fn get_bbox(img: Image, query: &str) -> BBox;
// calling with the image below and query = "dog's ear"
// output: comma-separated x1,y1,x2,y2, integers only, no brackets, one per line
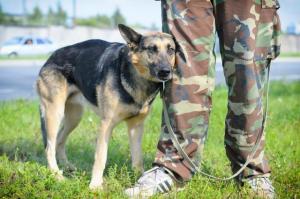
172,36,180,52
173,37,186,63
118,24,142,47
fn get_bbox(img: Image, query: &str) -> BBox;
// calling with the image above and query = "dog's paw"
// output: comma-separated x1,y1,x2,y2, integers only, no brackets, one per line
53,170,65,181
89,181,103,191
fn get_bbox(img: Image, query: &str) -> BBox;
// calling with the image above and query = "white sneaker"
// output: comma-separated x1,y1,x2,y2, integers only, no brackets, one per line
244,177,275,199
125,166,174,198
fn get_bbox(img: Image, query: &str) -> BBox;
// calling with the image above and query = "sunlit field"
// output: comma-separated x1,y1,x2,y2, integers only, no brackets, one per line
0,82,299,198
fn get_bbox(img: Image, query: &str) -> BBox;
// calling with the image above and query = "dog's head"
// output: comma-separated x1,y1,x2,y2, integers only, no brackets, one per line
118,24,176,82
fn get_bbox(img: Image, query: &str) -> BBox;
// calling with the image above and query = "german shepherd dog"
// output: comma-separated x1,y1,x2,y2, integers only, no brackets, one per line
36,24,176,189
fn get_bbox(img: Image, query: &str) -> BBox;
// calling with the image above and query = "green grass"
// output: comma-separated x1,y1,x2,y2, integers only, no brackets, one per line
279,52,300,58
0,82,299,198
0,52,299,62
0,55,49,61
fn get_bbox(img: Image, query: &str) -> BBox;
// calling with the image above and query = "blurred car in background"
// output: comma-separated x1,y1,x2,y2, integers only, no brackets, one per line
0,36,57,57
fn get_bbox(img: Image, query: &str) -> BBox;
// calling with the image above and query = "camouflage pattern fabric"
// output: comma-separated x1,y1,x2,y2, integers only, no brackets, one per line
154,0,281,182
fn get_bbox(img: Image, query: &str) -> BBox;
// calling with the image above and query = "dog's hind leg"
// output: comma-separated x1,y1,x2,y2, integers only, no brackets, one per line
37,68,68,180
126,116,146,174
57,94,84,172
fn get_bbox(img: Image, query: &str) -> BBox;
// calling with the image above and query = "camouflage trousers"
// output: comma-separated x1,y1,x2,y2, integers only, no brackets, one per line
154,0,281,181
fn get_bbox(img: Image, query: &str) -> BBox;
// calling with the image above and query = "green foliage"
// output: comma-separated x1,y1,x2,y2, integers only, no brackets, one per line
75,15,112,28
279,52,300,57
54,2,67,26
44,2,68,26
75,8,126,28
0,4,5,24
27,6,43,26
46,7,56,25
0,2,67,26
111,8,126,28
0,82,299,198
0,4,158,29
0,55,50,61
0,3,22,25
97,15,112,28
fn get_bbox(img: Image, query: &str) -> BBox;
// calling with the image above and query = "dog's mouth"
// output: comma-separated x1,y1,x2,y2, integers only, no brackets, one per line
158,75,171,81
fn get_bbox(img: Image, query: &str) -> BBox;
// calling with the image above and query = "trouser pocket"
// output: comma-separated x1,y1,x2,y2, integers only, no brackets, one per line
261,0,280,9
255,2,281,63
269,11,281,60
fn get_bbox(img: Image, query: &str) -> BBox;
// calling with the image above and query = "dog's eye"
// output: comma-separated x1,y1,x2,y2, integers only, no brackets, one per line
147,45,157,53
167,46,175,55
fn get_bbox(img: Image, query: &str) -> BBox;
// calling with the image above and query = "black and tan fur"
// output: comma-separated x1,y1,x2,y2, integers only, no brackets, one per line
36,24,176,189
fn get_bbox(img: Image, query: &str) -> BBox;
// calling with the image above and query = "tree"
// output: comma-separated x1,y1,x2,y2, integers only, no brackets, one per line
47,7,56,25
28,6,43,25
96,15,111,28
111,7,125,28
75,15,112,28
55,2,67,25
0,4,6,24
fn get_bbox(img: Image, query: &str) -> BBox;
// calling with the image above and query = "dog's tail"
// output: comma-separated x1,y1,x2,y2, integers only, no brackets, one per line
39,105,47,148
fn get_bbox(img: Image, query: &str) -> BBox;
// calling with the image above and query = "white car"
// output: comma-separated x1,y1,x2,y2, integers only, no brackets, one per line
0,36,57,57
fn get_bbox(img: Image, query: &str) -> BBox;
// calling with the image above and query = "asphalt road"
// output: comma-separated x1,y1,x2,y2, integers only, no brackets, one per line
0,58,299,100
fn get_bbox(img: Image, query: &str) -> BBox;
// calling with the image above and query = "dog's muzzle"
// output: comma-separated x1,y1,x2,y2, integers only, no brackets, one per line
157,68,171,81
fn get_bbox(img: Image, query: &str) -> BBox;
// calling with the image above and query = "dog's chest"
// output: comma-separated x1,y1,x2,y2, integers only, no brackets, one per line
111,100,149,121
128,102,150,118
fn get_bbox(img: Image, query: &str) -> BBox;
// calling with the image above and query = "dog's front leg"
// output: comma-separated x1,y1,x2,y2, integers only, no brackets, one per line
89,120,114,190
126,116,146,173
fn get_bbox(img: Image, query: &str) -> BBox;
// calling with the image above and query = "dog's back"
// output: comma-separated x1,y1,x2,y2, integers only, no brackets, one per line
40,39,126,105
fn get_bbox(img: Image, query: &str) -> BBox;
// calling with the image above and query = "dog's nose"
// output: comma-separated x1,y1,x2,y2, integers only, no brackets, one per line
158,69,170,79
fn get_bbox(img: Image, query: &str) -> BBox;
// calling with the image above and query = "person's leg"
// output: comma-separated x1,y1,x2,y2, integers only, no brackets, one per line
153,0,216,182
215,0,280,197
125,0,215,197
125,1,216,196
